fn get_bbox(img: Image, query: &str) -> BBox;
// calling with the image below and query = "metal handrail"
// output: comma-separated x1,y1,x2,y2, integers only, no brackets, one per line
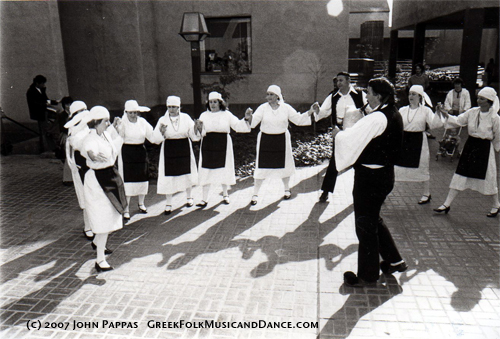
1,112,39,135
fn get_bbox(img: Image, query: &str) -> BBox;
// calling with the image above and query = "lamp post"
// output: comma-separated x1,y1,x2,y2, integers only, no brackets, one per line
179,12,210,118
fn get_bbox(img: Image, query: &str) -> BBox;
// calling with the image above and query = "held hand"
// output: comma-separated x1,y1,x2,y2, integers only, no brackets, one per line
88,150,107,162
160,124,168,136
245,107,253,116
244,109,253,122
311,102,320,114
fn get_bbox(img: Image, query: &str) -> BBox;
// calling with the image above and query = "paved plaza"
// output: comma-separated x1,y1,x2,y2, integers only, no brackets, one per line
1,135,499,339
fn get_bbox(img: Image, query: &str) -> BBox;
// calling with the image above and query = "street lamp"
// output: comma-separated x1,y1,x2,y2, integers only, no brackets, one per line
179,12,210,118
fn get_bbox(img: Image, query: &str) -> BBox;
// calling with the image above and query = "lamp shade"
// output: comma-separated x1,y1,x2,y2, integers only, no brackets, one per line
179,12,210,42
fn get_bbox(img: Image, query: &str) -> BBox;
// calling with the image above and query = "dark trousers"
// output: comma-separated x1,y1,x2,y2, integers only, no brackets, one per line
321,149,338,193
352,165,403,282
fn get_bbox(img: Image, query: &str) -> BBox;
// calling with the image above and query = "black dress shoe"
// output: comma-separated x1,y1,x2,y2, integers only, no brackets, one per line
83,230,95,241
138,204,148,213
196,201,208,208
433,205,450,214
487,207,499,218
418,195,431,205
283,190,291,200
91,242,113,255
250,195,258,205
380,261,408,274
95,262,113,272
343,271,377,287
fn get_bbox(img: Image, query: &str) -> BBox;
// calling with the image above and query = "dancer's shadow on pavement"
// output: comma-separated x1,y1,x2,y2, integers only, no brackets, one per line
317,274,403,339
238,202,356,278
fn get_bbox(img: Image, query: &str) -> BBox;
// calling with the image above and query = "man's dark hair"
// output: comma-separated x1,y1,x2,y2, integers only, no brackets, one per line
452,77,465,86
337,71,350,79
33,75,47,84
61,96,73,107
368,77,395,105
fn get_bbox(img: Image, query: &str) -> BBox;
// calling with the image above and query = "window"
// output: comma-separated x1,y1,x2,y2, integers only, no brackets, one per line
201,16,252,74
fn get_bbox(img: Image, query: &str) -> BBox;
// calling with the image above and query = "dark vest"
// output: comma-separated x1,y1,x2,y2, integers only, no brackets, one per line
355,104,403,167
330,89,364,127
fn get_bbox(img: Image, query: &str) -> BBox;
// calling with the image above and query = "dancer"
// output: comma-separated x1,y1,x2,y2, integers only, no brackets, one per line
117,100,154,220
394,85,443,204
196,92,252,206
434,87,500,217
152,96,200,215
82,106,126,272
245,85,314,205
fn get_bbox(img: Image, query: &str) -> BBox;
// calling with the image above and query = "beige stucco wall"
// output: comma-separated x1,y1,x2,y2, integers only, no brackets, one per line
1,0,348,123
1,1,68,123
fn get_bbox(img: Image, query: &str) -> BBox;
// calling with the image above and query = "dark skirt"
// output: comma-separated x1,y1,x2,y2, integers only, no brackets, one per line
258,133,286,169
163,138,191,176
201,132,227,169
396,131,423,168
74,150,89,183
455,136,490,179
94,165,127,214
122,144,149,182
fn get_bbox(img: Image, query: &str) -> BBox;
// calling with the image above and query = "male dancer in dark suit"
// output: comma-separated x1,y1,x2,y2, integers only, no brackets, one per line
26,75,58,153
314,72,367,202
332,77,408,286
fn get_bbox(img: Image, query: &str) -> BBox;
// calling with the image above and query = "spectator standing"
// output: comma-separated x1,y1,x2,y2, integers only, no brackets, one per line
444,78,471,116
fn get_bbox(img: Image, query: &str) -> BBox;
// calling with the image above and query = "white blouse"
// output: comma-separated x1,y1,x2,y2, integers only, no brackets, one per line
198,110,250,135
121,116,154,144
399,105,443,132
250,103,311,133
82,129,123,170
152,112,200,142
445,107,500,152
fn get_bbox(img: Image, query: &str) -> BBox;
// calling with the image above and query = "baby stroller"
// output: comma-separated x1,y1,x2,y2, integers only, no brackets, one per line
436,127,462,162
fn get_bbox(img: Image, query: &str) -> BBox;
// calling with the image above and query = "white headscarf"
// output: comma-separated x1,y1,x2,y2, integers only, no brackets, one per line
478,87,500,114
88,106,110,121
267,85,284,104
69,101,87,118
409,85,433,108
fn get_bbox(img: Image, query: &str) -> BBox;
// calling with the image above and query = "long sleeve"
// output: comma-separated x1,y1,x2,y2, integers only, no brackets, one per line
445,109,472,129
315,94,332,122
151,116,167,144
286,104,312,126
444,91,453,112
186,116,201,142
463,90,471,112
250,104,265,129
426,107,444,130
335,112,388,171
492,115,500,152
229,111,251,133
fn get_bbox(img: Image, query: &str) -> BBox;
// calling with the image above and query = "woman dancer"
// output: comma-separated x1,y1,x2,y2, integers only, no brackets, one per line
82,106,126,272
245,85,314,205
118,100,154,220
196,92,252,206
153,96,200,215
394,85,443,204
434,87,500,217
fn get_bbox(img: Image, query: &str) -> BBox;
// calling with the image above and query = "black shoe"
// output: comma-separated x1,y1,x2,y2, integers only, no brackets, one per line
283,190,291,200
250,195,258,206
83,230,95,241
95,261,113,272
91,242,113,255
319,191,328,203
164,205,172,215
418,195,431,205
138,204,148,213
196,201,208,208
487,207,499,218
343,271,377,288
433,205,450,214
380,261,408,274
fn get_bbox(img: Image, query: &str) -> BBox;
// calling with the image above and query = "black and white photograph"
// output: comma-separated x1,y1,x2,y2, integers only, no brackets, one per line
1,0,499,338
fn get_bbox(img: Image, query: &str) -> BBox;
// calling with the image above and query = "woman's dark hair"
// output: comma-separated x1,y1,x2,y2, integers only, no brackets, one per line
205,99,227,111
61,96,74,107
452,77,465,86
368,77,395,105
33,75,47,84
414,63,424,74
336,71,351,79
87,119,103,129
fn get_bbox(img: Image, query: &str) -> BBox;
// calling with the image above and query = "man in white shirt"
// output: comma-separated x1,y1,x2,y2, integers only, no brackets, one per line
314,72,367,202
444,78,471,116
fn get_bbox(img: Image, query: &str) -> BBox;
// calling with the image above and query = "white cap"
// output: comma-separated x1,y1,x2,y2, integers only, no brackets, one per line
166,96,181,107
124,100,150,112
478,87,499,113
208,92,223,101
88,106,110,121
69,101,87,118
